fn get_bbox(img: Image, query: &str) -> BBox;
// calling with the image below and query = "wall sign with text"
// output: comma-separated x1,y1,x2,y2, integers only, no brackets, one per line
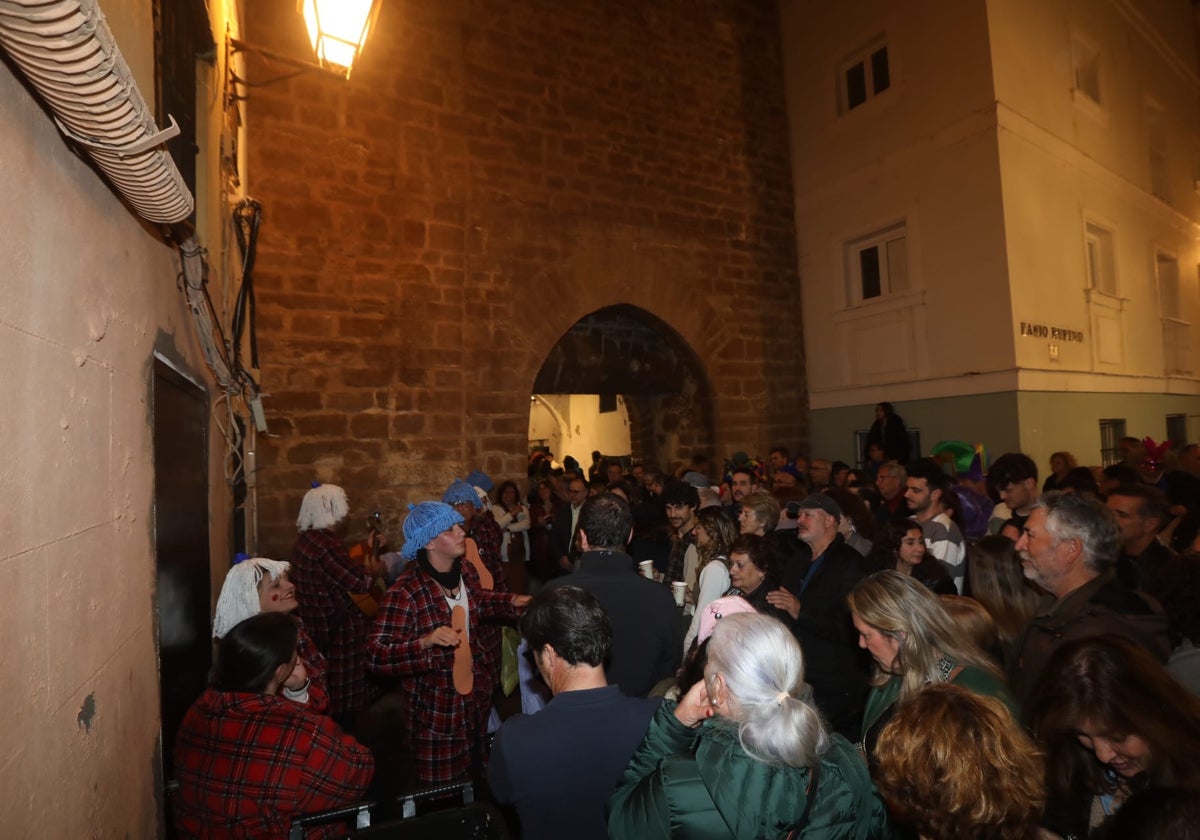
1019,321,1084,342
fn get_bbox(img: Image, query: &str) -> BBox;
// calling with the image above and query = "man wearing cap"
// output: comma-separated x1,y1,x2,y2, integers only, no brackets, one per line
546,493,681,697
290,482,382,724
489,586,659,840
367,502,530,784
766,492,872,739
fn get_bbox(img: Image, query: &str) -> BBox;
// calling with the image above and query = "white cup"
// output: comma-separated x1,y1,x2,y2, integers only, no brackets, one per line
638,560,654,579
671,580,686,607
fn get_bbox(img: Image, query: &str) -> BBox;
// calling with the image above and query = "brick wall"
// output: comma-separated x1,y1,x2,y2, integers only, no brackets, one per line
244,0,806,552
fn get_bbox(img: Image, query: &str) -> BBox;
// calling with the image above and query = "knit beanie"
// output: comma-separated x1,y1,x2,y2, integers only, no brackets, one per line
442,478,482,509
296,482,349,531
465,470,494,493
212,556,291,639
402,502,465,560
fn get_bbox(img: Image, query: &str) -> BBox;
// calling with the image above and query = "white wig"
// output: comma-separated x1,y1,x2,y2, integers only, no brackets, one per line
297,483,349,531
212,557,290,639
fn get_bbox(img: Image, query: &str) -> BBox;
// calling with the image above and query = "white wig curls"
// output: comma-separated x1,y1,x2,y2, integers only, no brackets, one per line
297,483,349,531
212,557,291,639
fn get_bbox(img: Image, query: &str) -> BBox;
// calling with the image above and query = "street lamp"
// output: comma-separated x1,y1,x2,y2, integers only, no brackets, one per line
300,0,382,80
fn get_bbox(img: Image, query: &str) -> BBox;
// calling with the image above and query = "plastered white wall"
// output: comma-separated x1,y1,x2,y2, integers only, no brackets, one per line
529,394,632,469
0,0,237,834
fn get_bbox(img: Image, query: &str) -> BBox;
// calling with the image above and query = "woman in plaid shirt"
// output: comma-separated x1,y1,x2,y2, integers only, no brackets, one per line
174,613,373,838
289,483,383,722
212,556,330,714
368,501,530,784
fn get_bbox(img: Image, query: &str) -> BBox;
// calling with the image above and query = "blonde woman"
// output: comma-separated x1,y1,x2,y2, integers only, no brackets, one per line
847,570,1018,765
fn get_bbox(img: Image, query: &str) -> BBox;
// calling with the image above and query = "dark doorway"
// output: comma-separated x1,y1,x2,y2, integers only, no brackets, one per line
153,359,211,792
532,305,713,474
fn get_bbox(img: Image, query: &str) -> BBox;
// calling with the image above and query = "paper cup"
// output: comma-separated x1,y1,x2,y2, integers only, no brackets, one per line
671,580,686,607
638,560,654,579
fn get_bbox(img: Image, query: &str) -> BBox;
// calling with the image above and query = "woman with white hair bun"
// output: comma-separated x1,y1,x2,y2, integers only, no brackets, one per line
212,556,329,713
608,612,888,839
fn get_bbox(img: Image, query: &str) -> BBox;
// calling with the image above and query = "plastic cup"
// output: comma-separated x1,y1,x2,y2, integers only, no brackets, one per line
638,560,654,579
671,580,686,607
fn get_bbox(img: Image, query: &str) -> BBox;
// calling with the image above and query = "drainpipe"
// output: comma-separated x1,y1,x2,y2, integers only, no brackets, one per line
0,0,194,223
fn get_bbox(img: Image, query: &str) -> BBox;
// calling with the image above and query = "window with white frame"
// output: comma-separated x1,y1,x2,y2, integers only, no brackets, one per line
1157,252,1192,374
1084,222,1117,296
1158,252,1181,319
846,224,908,304
1148,103,1169,201
1072,39,1101,104
839,39,890,114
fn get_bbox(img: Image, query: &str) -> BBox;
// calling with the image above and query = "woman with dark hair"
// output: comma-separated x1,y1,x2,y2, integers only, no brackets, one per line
174,613,373,838
722,534,789,624
870,518,956,595
682,506,737,650
494,479,530,593
212,556,330,713
527,477,559,583
865,401,910,465
1030,635,1200,838
966,535,1042,669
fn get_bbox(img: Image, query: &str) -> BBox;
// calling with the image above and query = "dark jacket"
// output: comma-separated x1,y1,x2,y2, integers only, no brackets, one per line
489,686,659,840
865,414,909,464
548,502,582,573
1009,571,1170,705
545,550,681,697
607,702,889,839
779,535,873,737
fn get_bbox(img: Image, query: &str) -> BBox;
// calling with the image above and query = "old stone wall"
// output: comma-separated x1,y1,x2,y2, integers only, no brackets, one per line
245,0,806,552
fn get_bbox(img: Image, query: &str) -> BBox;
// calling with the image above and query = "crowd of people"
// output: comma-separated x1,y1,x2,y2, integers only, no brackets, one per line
169,414,1200,838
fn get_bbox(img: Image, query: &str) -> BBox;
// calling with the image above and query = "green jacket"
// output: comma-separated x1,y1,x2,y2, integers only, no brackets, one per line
607,702,891,839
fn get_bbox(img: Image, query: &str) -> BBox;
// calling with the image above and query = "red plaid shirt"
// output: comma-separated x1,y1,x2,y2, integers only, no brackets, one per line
174,690,373,839
366,561,518,782
290,529,375,716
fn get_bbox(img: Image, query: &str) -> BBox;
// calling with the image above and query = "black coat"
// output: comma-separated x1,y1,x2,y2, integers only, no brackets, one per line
545,550,682,697
779,534,874,737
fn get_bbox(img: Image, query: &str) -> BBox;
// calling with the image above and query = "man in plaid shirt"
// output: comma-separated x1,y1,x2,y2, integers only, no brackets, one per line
290,483,382,722
368,501,530,784
175,613,373,839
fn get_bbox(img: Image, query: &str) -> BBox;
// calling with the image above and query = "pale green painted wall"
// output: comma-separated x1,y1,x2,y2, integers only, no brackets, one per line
1017,391,1200,471
811,390,1200,478
809,392,1021,465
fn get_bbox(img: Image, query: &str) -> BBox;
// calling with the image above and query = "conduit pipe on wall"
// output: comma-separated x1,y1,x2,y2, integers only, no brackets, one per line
0,0,194,223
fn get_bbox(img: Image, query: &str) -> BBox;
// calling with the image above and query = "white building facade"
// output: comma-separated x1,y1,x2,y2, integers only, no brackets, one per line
781,0,1200,471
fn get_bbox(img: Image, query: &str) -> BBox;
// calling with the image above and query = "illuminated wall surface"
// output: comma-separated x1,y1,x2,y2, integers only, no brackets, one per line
5,0,1200,835
781,0,1200,468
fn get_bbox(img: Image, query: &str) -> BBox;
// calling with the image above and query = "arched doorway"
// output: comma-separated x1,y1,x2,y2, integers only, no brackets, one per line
530,304,714,475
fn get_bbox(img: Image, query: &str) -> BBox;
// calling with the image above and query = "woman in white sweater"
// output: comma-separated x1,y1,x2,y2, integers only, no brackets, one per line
682,506,738,650
493,480,531,592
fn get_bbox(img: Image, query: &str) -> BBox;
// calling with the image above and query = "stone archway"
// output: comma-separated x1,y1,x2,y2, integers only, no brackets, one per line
531,304,714,474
